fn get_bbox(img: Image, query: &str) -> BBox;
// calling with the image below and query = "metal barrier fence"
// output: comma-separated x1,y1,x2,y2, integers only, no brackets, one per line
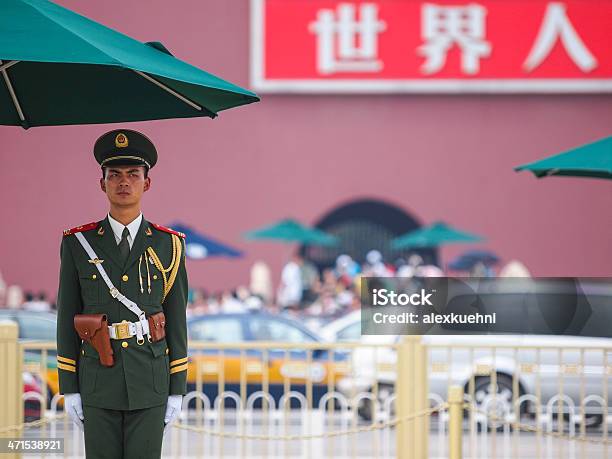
425,339,612,459
1,324,612,458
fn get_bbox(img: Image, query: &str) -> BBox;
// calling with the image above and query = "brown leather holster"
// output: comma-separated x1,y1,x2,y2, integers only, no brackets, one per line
74,314,114,367
147,311,166,342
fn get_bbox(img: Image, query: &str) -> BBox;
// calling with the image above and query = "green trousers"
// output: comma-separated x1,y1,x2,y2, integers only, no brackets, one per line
82,403,166,459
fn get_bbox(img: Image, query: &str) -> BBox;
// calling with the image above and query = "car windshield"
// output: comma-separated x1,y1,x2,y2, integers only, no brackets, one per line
19,316,56,341
336,321,361,341
249,318,316,343
0,313,57,341
189,318,244,342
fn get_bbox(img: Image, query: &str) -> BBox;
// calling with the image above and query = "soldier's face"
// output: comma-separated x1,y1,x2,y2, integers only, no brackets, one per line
100,166,150,207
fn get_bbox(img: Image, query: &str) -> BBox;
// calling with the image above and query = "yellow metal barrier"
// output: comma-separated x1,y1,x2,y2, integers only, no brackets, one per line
0,321,22,459
0,322,22,430
448,385,464,459
396,336,429,459
7,336,612,458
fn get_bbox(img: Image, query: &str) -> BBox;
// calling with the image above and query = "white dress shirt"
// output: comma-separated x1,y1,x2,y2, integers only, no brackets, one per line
107,213,142,249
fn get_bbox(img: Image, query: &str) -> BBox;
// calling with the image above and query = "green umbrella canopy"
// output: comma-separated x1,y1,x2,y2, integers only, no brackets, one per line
244,219,338,247
0,0,259,128
515,136,612,180
391,221,484,250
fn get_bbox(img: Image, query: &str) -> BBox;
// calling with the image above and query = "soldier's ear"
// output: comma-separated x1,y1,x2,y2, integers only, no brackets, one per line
100,178,106,193
143,177,151,192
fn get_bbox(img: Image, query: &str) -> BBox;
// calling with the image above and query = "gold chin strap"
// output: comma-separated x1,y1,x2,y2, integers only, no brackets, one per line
147,234,182,302
100,155,151,169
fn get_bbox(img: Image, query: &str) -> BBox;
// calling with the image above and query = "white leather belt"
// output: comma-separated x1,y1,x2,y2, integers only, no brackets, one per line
108,320,150,340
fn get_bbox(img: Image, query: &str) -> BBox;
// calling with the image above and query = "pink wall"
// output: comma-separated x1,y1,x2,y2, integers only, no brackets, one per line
1,0,611,300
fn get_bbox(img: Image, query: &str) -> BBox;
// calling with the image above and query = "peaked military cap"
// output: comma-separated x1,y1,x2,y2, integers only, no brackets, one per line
94,129,158,170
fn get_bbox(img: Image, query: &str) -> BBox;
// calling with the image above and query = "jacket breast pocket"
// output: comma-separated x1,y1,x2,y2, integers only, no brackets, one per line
79,268,107,306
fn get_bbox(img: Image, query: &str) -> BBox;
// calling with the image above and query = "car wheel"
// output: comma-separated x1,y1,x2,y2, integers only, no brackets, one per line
558,412,603,429
472,374,520,432
581,414,603,429
357,384,394,422
24,400,41,422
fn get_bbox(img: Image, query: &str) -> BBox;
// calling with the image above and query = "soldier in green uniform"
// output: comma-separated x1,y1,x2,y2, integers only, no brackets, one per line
56,129,189,458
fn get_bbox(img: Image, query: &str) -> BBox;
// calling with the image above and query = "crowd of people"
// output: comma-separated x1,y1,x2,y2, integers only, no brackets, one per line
0,252,530,317
0,271,55,312
186,250,531,320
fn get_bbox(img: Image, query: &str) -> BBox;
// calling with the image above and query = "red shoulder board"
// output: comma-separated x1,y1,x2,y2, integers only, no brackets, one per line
63,221,98,237
151,223,186,238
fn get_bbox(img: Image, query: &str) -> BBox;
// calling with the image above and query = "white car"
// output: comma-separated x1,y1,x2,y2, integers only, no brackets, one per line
319,310,362,342
323,311,612,425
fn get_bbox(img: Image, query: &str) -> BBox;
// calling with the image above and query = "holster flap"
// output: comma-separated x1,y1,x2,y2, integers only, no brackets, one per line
74,314,107,341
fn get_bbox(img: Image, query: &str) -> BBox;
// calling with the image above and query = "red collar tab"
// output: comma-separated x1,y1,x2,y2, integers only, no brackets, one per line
63,221,98,237
151,223,186,238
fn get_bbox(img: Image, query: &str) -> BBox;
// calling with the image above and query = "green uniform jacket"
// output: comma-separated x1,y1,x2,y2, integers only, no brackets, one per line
56,217,188,410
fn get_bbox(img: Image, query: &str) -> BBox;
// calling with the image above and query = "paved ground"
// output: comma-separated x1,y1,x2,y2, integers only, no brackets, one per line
12,411,612,458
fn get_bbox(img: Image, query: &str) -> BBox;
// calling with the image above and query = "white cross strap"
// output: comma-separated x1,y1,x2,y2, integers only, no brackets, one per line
74,232,149,341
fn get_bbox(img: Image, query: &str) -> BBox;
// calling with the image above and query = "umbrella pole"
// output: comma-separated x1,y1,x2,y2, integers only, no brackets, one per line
0,60,26,125
132,70,214,116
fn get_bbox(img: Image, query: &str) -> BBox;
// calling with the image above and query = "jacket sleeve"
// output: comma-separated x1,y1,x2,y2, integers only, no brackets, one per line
163,237,188,395
56,236,83,394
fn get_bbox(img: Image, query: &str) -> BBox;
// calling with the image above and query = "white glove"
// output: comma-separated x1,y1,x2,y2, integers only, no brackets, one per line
163,395,183,436
64,393,84,431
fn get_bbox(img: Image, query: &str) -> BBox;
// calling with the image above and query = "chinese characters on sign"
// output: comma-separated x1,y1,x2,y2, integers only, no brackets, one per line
251,0,611,92
418,4,492,75
524,3,597,72
309,3,386,74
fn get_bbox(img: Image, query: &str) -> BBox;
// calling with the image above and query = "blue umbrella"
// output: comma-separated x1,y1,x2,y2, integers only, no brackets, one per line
448,250,500,271
169,222,243,260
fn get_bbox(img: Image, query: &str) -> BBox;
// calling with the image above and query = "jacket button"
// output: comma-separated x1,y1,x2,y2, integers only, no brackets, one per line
92,274,97,280
81,350,85,355
165,348,169,355
122,342,128,348
122,275,129,282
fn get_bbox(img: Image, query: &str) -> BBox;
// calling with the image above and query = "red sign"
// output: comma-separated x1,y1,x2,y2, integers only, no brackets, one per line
250,0,612,93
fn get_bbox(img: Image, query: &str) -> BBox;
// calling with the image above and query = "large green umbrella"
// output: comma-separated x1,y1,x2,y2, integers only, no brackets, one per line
391,221,484,250
515,136,612,180
244,219,338,246
0,0,259,128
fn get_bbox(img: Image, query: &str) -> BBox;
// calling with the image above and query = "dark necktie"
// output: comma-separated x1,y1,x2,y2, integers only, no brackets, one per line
118,227,130,263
